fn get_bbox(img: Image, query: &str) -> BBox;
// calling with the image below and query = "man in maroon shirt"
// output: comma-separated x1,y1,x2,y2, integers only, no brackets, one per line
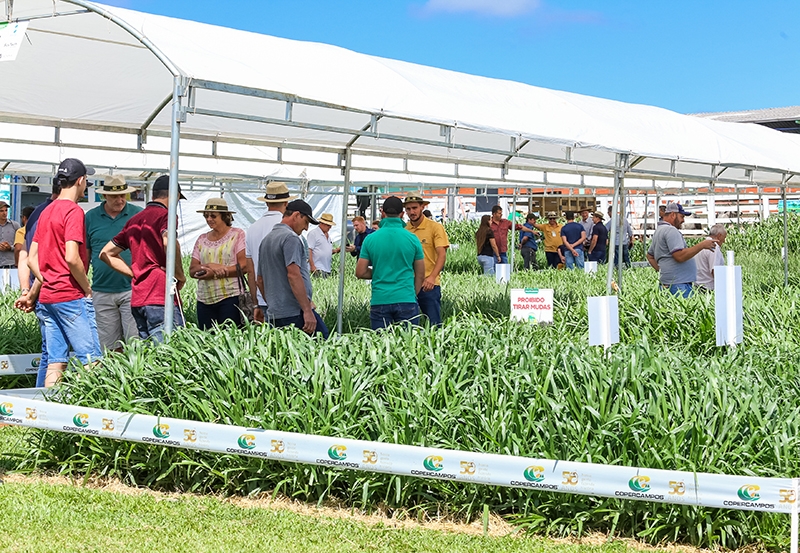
101,175,186,342
490,205,524,264
28,158,102,387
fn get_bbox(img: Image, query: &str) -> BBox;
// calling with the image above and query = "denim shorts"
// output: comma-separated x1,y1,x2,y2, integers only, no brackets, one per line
40,297,102,365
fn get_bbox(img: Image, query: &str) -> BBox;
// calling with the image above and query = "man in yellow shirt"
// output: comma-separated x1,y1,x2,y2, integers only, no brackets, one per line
404,195,450,326
534,211,566,269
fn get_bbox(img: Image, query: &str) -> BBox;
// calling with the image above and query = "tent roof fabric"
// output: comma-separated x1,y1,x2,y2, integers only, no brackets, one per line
3,0,800,186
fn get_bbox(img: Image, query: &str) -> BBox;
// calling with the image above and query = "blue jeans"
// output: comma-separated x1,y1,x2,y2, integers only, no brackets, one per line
588,250,606,263
270,310,329,339
370,302,420,330
197,296,242,330
34,302,49,387
498,252,508,264
564,248,585,270
40,297,102,365
477,255,495,275
665,283,693,298
417,286,442,327
131,304,185,343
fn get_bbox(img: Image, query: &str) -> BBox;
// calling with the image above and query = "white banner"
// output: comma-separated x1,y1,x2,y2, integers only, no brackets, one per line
0,390,793,513
510,288,553,324
0,354,40,376
0,21,28,62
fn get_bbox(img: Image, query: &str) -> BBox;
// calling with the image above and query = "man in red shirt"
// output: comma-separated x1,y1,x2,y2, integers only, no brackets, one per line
28,158,102,387
101,175,186,342
490,205,523,264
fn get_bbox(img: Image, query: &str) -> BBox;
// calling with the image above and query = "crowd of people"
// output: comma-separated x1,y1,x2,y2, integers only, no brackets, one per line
474,203,726,299
8,157,729,387
12,161,453,387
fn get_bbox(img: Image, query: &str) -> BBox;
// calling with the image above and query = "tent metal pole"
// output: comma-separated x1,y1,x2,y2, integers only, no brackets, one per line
783,178,789,288
163,76,183,335
370,185,377,223
616,161,627,291
736,185,741,227
606,156,622,294
336,148,352,335
509,187,518,273
643,192,649,257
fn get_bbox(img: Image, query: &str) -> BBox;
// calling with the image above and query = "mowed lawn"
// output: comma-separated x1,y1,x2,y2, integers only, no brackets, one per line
0,427,677,553
0,477,682,553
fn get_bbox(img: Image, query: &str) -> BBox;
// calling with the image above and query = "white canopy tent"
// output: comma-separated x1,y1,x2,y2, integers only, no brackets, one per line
3,0,800,332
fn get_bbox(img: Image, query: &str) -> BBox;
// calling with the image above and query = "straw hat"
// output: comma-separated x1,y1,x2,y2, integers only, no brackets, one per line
546,211,558,218
99,174,137,195
257,181,296,203
197,197,235,213
403,194,430,206
318,213,336,226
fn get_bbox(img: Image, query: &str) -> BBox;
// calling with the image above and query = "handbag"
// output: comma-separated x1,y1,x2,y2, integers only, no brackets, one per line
235,264,256,323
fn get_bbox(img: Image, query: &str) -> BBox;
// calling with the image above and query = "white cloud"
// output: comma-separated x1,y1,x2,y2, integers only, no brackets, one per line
420,0,541,17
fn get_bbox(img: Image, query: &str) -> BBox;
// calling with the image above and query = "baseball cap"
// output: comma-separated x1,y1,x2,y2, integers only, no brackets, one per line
56,158,95,183
152,175,186,200
664,202,692,216
382,196,404,215
286,199,320,224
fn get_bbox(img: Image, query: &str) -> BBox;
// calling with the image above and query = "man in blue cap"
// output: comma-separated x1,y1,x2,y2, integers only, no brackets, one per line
646,202,718,297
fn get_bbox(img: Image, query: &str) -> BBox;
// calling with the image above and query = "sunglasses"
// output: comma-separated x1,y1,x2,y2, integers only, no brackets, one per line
203,213,219,219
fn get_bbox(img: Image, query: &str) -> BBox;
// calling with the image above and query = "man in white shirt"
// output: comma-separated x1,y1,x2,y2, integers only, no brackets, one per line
245,182,294,322
695,224,726,290
307,213,340,278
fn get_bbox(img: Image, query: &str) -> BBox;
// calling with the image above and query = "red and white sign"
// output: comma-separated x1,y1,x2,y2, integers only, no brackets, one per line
510,288,553,324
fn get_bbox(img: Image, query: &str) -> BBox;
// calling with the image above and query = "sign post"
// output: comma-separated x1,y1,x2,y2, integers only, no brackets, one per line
588,296,619,349
495,264,511,284
510,288,553,324
715,251,743,347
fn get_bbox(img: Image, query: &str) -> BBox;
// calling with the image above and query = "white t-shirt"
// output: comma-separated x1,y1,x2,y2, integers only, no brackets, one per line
245,210,283,305
695,240,724,290
306,226,333,273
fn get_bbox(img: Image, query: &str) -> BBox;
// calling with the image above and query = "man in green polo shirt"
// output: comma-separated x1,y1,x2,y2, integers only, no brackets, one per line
85,175,143,350
356,196,424,330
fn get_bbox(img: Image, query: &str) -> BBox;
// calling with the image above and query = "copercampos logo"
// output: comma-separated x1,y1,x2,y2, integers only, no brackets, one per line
72,413,89,428
629,476,651,493
238,434,256,450
328,445,347,461
0,402,13,416
423,455,444,472
152,424,170,439
523,466,545,482
738,485,760,502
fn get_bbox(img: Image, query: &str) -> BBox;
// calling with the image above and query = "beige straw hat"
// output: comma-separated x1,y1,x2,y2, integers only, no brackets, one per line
197,197,235,213
257,181,297,203
318,213,336,226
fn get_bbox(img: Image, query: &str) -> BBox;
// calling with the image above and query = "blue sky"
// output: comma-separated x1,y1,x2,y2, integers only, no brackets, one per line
104,0,798,114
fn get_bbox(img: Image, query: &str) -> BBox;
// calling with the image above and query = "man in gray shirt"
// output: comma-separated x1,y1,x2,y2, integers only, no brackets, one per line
0,201,20,268
646,202,717,297
257,199,329,338
579,208,593,250
605,205,633,267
